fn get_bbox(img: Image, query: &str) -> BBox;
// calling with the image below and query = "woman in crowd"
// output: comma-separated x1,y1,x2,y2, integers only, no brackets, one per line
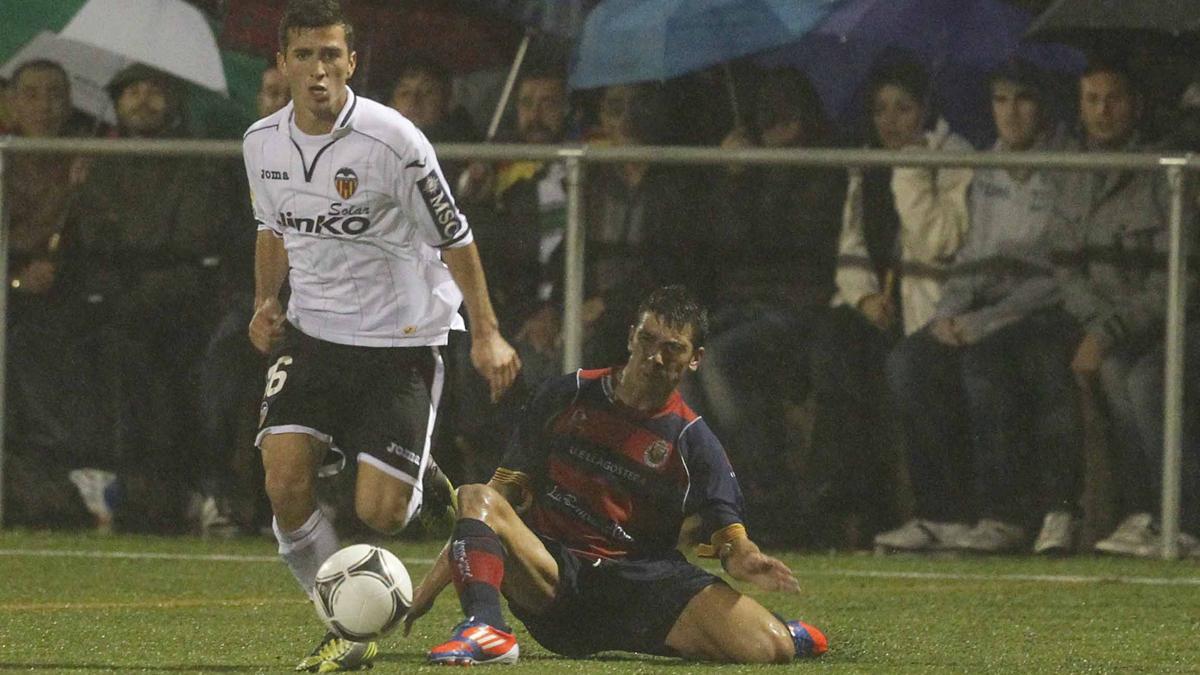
805,53,974,548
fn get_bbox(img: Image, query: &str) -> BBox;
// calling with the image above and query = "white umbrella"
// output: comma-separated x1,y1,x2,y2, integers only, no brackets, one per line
0,31,126,124
59,0,228,96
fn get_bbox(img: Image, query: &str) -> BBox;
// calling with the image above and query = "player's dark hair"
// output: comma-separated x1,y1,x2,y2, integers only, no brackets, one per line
9,59,69,91
637,286,709,349
279,0,355,54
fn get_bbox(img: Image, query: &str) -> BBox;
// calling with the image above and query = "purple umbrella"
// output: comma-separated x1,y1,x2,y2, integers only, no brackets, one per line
759,0,1085,147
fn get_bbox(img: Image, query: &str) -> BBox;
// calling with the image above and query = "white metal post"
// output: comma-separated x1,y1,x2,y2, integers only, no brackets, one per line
0,143,8,528
562,154,586,372
1161,163,1188,560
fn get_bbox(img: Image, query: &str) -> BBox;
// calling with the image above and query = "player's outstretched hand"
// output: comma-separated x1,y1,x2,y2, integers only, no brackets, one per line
472,331,522,403
403,582,437,637
249,297,286,354
726,550,801,593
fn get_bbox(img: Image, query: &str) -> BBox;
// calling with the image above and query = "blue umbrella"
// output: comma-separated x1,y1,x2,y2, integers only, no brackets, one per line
569,0,841,90
759,0,1085,147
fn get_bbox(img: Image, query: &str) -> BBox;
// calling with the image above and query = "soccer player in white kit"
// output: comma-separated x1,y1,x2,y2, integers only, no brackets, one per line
242,1,521,670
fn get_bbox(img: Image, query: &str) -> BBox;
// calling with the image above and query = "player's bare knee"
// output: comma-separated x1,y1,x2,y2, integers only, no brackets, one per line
263,466,314,518
736,622,795,664
701,616,793,665
355,496,410,535
765,625,797,663
455,483,513,526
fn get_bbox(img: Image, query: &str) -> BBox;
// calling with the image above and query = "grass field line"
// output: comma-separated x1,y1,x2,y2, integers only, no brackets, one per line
833,568,1200,586
0,597,308,612
0,548,287,563
4,547,1200,588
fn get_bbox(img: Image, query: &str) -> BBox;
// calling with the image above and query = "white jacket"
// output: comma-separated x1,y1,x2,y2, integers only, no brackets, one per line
830,119,974,335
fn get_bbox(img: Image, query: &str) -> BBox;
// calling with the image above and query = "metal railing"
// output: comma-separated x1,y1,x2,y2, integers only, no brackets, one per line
0,136,1195,558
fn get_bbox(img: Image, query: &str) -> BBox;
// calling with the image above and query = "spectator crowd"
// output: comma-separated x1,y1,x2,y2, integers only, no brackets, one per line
4,39,1200,560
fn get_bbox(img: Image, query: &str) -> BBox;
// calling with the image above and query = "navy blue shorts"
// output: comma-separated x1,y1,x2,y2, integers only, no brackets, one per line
508,537,724,657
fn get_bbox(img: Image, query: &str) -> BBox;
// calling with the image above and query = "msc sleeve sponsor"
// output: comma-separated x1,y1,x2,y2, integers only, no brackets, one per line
415,168,471,248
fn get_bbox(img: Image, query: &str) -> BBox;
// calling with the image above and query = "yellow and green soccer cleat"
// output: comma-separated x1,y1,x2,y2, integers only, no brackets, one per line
295,631,379,672
422,460,459,519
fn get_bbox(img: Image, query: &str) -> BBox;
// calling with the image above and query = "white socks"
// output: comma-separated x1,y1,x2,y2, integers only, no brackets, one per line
273,509,339,596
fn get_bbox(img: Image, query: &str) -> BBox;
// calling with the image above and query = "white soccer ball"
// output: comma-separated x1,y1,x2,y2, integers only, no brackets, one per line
312,544,413,641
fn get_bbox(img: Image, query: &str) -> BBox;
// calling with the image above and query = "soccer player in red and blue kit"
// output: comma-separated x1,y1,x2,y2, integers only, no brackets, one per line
405,286,827,665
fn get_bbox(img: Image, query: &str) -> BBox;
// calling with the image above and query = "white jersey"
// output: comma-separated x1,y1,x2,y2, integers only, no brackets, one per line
243,87,472,347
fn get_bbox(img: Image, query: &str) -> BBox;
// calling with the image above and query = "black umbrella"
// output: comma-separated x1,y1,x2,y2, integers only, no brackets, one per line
1026,0,1200,43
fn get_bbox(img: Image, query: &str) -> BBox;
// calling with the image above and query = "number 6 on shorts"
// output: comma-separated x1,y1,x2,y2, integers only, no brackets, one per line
265,355,294,397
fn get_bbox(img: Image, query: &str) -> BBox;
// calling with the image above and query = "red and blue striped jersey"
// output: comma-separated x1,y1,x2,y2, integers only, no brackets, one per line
494,367,745,561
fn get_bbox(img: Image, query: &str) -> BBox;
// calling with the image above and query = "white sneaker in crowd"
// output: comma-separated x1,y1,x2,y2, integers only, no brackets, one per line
186,493,239,538
874,519,970,553
952,519,1028,553
1094,512,1157,557
68,468,118,534
1177,531,1200,558
1033,511,1077,555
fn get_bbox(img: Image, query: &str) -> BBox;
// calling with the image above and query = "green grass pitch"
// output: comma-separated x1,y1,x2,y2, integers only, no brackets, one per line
1,530,1199,673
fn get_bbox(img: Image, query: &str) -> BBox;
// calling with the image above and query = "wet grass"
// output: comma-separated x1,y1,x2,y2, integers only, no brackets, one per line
2,530,1199,673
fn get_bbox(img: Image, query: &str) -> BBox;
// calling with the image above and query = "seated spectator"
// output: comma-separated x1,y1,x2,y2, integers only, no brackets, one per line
193,63,295,535
434,65,571,483
1,60,89,319
1166,79,1200,151
1052,60,1200,557
256,64,290,121
473,65,571,335
1,59,113,530
69,63,239,533
517,82,713,377
876,60,1082,554
687,69,846,546
388,55,479,185
806,53,973,549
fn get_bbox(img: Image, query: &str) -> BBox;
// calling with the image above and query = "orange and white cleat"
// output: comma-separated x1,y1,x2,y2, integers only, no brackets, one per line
428,619,519,666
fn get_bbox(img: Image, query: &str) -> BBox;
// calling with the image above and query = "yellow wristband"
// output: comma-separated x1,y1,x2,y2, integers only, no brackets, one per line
695,523,747,558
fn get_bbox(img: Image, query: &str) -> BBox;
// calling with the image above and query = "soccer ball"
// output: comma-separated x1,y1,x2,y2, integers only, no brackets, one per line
313,544,413,641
